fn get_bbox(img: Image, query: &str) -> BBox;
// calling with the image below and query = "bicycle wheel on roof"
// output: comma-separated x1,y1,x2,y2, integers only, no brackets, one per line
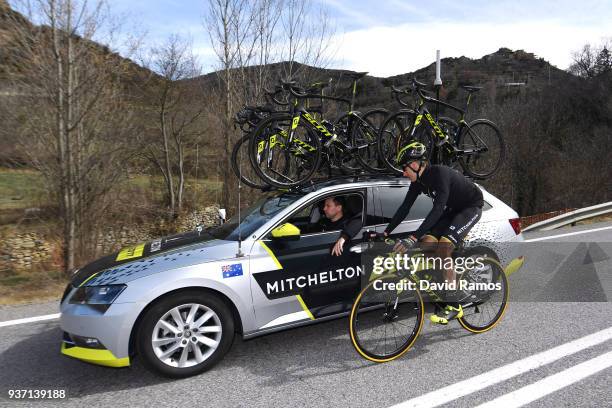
248,112,322,188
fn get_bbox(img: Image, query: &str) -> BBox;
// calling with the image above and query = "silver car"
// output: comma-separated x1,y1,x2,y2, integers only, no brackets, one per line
60,177,525,377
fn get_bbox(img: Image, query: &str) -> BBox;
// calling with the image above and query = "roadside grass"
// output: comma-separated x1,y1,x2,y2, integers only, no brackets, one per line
0,168,45,210
0,266,67,305
0,168,223,211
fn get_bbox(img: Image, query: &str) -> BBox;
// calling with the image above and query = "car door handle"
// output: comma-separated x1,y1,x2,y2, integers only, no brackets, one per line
349,244,364,253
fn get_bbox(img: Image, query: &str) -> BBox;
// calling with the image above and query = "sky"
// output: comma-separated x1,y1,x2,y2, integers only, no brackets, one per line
111,0,612,77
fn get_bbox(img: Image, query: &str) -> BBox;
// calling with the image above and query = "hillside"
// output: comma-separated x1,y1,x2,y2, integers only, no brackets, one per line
1,0,610,216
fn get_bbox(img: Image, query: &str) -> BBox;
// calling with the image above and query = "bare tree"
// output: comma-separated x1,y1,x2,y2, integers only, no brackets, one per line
279,0,335,80
569,39,612,78
139,34,204,219
203,0,335,213
4,0,140,271
204,0,258,212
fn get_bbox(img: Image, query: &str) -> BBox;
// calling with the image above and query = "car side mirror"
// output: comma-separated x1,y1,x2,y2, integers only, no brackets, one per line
271,223,300,241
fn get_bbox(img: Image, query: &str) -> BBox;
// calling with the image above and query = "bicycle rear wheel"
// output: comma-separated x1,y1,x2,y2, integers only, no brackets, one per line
377,110,417,174
231,133,267,189
458,255,509,333
350,109,389,172
248,113,322,188
332,113,364,173
457,119,505,179
350,274,424,362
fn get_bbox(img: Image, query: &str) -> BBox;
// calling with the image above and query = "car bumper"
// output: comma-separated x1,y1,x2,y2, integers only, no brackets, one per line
59,301,142,368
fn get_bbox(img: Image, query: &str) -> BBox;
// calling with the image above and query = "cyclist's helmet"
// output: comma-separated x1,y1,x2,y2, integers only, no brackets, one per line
397,141,427,168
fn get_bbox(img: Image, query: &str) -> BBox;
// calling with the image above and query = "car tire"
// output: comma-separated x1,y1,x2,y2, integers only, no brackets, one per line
136,290,235,378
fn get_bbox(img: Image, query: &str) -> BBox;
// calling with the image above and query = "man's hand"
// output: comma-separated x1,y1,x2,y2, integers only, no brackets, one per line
393,236,417,254
331,237,346,256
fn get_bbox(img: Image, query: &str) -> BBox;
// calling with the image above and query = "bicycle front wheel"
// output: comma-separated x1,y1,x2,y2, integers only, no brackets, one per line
377,110,417,174
248,113,322,188
350,274,424,362
231,133,267,189
457,119,505,179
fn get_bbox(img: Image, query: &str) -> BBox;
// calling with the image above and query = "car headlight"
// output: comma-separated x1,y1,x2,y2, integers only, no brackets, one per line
69,284,126,305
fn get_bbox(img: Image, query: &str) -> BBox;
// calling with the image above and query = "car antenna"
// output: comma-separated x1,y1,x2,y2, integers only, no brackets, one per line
235,123,245,258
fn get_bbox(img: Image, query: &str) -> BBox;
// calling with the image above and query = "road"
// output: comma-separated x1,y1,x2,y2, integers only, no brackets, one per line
1,221,611,407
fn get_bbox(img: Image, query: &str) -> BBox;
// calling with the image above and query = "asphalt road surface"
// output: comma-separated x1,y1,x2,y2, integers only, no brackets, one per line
1,222,611,407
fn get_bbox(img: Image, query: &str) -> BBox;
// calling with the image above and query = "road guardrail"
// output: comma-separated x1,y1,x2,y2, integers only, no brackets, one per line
523,201,612,232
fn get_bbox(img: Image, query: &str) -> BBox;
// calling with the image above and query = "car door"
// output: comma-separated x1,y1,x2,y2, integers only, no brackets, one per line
250,190,370,329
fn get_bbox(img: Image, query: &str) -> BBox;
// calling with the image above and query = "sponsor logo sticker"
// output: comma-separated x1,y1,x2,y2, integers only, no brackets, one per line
222,263,243,278
116,243,145,261
150,239,162,252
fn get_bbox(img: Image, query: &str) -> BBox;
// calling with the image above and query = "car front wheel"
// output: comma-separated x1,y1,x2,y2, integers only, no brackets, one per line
137,291,235,378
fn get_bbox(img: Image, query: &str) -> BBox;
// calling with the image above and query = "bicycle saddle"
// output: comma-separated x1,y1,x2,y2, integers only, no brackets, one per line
307,80,331,92
345,71,368,80
411,78,427,88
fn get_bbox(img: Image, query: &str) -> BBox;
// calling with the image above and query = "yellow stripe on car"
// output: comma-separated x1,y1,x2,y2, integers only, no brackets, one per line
296,295,315,320
61,342,130,368
78,272,99,287
258,241,282,269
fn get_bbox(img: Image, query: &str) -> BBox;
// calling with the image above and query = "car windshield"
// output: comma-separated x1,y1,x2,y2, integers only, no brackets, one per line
210,192,304,241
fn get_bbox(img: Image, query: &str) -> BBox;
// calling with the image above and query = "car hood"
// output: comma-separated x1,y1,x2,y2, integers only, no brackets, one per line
71,229,241,287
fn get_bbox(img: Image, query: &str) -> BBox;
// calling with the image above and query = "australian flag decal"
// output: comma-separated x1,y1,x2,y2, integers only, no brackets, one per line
222,263,243,278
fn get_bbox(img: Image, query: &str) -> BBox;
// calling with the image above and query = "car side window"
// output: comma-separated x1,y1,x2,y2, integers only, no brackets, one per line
284,192,364,235
379,186,433,222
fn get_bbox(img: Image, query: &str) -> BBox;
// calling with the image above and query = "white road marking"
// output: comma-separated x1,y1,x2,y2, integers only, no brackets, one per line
474,350,612,408
0,313,60,328
390,326,612,408
524,225,612,242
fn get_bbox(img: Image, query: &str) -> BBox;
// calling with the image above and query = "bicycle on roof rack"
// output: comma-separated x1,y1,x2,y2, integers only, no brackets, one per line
245,72,390,189
378,78,506,179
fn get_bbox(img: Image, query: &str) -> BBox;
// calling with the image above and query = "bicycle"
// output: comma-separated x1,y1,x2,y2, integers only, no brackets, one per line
247,73,389,188
378,78,505,179
231,82,327,189
349,234,509,362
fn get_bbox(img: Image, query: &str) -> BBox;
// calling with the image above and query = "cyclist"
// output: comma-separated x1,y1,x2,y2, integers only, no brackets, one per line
382,142,484,324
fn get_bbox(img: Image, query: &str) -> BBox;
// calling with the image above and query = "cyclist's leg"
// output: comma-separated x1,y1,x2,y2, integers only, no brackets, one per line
440,205,482,286
431,206,482,324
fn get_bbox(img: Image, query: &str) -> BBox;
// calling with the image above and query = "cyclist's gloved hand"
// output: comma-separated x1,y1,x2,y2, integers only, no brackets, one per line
393,236,417,254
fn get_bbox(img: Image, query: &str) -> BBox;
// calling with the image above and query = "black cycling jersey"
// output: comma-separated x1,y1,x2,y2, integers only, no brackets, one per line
384,165,484,239
319,214,362,241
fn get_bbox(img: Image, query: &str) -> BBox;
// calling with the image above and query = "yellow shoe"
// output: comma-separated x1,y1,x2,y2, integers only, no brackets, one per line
429,305,463,325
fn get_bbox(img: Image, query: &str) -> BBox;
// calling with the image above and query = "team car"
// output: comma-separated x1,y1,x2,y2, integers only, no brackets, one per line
60,176,525,377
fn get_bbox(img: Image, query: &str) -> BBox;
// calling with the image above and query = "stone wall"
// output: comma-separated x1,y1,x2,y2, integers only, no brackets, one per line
0,232,55,271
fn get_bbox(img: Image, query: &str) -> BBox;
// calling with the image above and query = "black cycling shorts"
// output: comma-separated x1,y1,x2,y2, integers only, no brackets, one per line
424,206,482,246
